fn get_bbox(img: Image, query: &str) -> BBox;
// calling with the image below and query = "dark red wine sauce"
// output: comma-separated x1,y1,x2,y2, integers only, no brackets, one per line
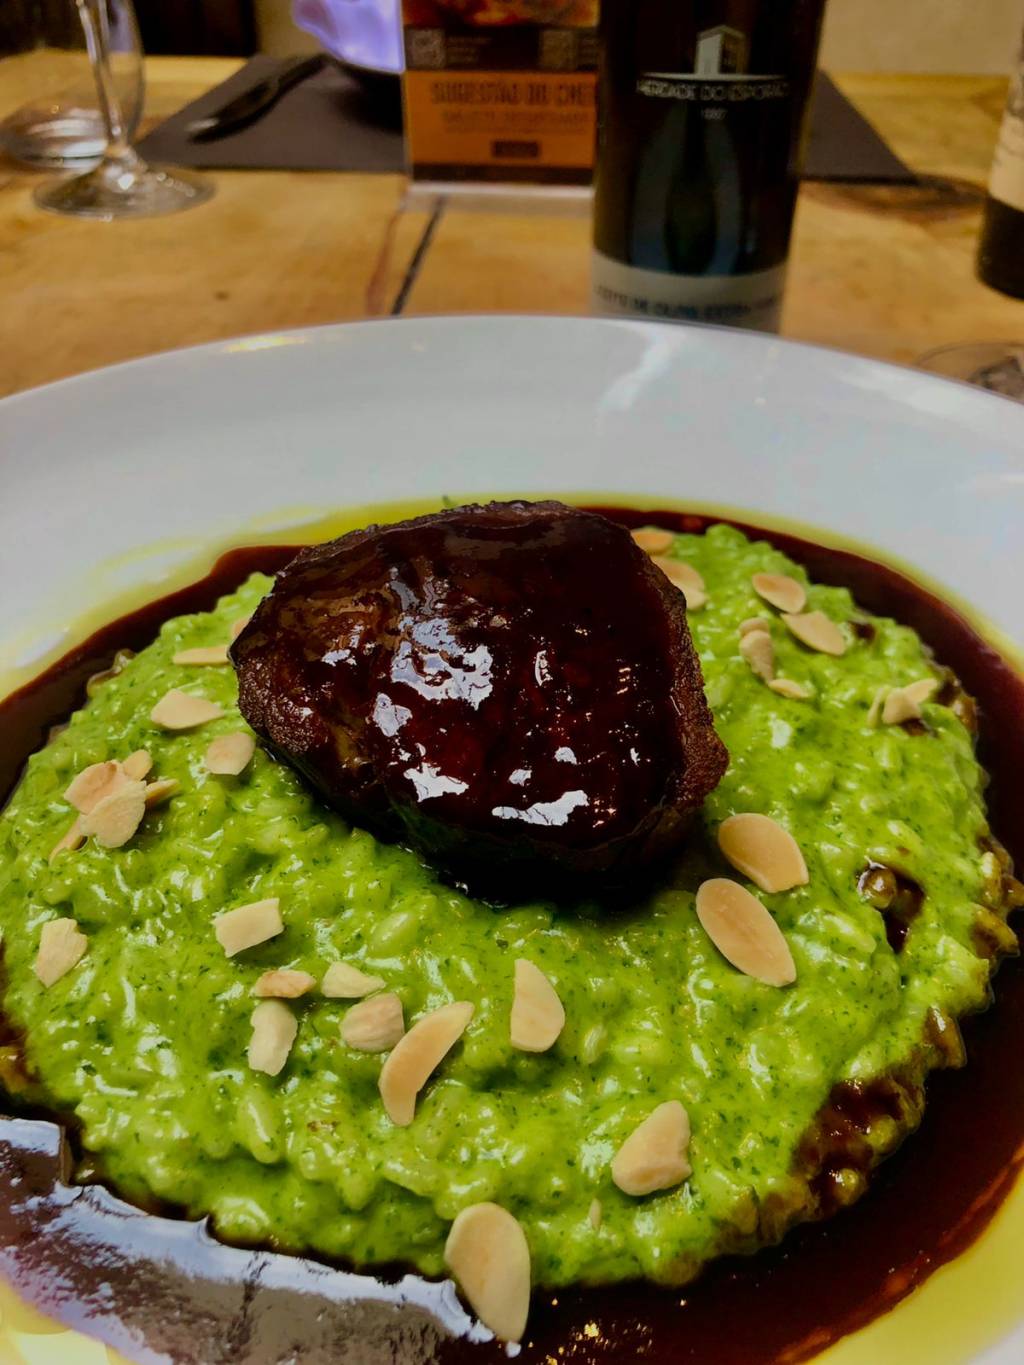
0,509,1021,1365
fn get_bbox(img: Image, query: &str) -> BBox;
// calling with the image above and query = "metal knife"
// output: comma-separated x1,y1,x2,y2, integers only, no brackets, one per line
185,54,327,142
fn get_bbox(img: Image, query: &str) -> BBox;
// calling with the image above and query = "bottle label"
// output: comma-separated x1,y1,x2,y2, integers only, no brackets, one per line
989,54,1024,214
592,250,786,332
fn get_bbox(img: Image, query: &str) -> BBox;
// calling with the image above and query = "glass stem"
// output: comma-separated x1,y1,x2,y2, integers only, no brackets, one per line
77,0,137,164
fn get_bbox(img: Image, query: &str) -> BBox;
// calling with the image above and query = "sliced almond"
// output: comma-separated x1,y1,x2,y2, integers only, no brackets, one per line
34,918,88,987
752,572,807,615
906,677,939,706
739,629,775,682
122,749,153,781
782,611,846,657
883,676,939,725
717,813,809,894
650,555,707,609
85,649,134,697
150,689,224,730
172,645,230,666
695,878,796,987
79,780,148,848
64,760,123,814
341,992,405,1052
230,615,252,641
631,527,674,556
215,897,284,957
881,688,919,725
866,685,890,728
444,1202,531,1344
510,959,565,1053
144,778,180,808
205,732,256,776
322,961,386,998
588,1198,602,1231
247,1000,297,1076
253,968,316,999
611,1100,692,1197
379,1000,474,1126
768,678,811,701
738,616,770,638
49,818,85,863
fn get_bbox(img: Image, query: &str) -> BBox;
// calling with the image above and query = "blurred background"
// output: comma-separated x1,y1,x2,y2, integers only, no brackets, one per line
257,0,1021,73
4,0,1019,70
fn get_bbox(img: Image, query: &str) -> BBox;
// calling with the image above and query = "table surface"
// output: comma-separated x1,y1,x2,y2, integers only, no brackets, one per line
0,55,1022,399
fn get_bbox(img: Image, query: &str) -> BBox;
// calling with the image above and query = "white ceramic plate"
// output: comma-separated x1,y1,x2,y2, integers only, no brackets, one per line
1,315,1022,1365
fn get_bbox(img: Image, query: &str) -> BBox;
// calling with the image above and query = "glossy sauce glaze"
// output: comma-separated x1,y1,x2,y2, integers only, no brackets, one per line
0,507,1022,1365
230,502,725,901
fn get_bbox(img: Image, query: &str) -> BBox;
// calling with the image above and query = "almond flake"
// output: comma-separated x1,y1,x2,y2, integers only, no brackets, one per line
49,818,85,862
866,685,890,728
150,689,224,730
122,749,153,781
782,611,847,657
905,677,938,706
883,677,939,725
695,878,796,987
79,780,148,848
444,1202,531,1344
752,572,807,614
768,678,811,701
205,732,256,776
230,616,252,640
510,959,565,1053
253,968,316,999
34,918,88,987
739,629,775,682
738,617,771,638
172,645,230,666
322,961,386,998
881,688,919,725
64,760,123,814
717,813,809,894
341,993,405,1052
144,778,180,808
247,1000,297,1076
588,1198,602,1231
631,527,674,555
611,1100,692,1197
215,897,283,957
651,555,707,609
379,1000,474,1126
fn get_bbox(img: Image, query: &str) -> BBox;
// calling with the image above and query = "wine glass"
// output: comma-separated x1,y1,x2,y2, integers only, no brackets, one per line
0,0,137,169
917,342,1024,402
34,0,212,220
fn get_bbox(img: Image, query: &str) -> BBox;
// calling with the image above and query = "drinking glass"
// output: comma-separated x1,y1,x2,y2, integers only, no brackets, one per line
0,0,134,168
33,0,212,220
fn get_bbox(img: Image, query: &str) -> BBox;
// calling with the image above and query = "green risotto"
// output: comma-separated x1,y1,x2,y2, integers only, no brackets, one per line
0,524,1009,1287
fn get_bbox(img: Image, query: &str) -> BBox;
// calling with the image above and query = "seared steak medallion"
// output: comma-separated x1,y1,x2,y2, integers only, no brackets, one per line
231,501,727,897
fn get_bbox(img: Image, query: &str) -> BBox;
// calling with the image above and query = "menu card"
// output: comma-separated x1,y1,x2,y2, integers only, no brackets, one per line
401,0,598,185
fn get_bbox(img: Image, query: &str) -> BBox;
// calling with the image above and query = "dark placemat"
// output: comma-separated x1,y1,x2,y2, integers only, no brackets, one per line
805,73,913,181
139,56,404,173
139,58,914,184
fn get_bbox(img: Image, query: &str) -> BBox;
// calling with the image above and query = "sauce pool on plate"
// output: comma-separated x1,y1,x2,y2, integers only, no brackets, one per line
0,507,1021,1364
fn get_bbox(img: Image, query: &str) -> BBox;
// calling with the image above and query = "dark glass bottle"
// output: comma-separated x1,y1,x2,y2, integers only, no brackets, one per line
977,36,1024,300
592,0,826,332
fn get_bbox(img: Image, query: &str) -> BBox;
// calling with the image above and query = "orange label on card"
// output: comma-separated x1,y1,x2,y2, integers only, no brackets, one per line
403,70,596,182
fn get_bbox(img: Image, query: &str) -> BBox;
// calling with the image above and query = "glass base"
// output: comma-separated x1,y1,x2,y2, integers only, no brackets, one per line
33,154,213,220
917,341,1024,402
0,108,106,168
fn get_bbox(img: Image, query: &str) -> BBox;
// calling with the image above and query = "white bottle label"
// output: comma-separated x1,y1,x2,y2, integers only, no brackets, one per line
989,60,1024,214
592,250,786,332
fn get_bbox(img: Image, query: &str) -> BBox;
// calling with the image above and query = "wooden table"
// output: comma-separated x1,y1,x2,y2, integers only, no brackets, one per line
1,55,1021,399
